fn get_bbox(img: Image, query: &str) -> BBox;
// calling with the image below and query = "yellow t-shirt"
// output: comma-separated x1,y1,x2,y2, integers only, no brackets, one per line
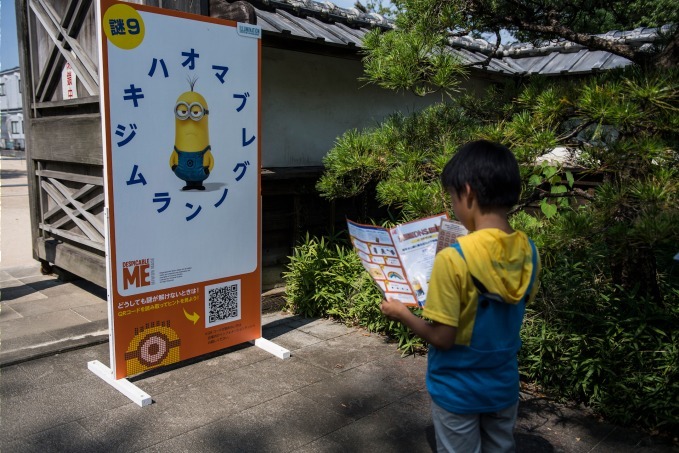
423,228,540,346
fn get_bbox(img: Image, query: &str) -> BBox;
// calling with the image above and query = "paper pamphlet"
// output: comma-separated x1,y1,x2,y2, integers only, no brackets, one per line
436,218,470,254
347,215,468,306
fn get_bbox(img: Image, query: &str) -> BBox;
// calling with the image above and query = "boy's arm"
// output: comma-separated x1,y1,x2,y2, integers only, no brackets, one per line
380,299,457,350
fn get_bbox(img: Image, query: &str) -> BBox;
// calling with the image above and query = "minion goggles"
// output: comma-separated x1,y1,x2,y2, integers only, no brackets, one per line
175,101,209,121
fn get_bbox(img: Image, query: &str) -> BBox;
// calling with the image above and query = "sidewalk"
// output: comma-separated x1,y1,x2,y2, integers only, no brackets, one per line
1,151,676,452
0,148,32,269
1,149,109,365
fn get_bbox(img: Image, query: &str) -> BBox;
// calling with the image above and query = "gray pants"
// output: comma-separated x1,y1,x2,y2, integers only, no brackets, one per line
431,399,518,453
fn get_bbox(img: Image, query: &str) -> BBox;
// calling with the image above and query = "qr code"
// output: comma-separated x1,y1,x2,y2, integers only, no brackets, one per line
205,279,241,327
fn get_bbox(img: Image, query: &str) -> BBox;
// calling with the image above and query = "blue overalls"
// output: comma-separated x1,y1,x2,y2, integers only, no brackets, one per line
173,146,211,182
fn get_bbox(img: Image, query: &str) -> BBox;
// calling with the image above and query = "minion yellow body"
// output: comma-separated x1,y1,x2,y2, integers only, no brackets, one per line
170,90,215,190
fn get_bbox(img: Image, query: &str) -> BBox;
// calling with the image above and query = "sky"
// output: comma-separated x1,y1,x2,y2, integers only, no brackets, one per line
1,0,19,70
331,0,360,8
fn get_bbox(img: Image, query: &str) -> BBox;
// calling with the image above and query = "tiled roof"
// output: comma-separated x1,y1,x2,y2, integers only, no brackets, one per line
255,0,381,47
250,0,670,76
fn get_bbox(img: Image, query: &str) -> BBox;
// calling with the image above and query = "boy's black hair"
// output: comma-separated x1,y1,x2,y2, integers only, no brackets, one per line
440,140,521,210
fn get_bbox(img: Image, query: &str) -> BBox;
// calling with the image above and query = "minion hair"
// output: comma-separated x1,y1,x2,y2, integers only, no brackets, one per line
187,76,198,91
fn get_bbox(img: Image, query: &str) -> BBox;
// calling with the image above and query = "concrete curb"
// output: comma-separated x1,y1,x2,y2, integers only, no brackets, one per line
0,320,110,368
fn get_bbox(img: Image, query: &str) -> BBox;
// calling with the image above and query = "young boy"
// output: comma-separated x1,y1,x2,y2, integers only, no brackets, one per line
380,140,540,453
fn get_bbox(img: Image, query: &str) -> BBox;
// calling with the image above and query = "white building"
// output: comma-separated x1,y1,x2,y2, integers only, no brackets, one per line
0,67,24,150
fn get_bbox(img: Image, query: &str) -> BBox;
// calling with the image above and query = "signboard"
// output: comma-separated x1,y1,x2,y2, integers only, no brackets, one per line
98,0,261,379
62,62,78,99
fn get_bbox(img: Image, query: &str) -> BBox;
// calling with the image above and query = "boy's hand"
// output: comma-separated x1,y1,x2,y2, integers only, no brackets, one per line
380,298,411,322
381,298,457,350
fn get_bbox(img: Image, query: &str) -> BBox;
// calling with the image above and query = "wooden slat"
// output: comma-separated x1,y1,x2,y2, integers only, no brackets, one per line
36,238,106,287
32,95,99,109
48,178,105,235
39,223,105,251
29,0,98,95
29,114,102,164
36,169,103,185
63,0,91,32
37,0,98,82
35,0,91,100
35,39,63,102
44,183,98,218
49,193,104,230
41,179,104,243
16,0,44,257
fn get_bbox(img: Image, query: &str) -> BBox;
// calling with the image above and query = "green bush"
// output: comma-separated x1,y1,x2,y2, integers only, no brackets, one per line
283,233,426,354
283,222,679,432
519,209,679,432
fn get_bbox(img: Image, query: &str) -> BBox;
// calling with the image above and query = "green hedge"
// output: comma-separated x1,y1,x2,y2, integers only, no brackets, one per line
282,226,679,433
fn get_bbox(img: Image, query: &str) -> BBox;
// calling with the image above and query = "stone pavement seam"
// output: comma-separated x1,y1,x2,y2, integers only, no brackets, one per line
0,330,109,368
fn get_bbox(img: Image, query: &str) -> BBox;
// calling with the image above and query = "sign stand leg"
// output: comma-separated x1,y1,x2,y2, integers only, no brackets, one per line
250,338,290,359
88,360,153,407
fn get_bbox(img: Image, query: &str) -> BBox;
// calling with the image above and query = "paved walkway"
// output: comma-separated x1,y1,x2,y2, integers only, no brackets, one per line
0,149,32,269
1,150,676,452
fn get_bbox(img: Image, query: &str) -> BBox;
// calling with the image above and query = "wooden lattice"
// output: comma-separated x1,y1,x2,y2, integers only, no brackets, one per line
37,168,105,251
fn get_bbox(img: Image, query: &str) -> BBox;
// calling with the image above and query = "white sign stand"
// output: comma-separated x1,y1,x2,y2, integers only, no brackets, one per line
88,360,153,407
251,337,291,359
87,336,289,407
88,337,289,407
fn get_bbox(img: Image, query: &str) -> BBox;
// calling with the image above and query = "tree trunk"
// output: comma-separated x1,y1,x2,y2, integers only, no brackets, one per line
210,0,257,24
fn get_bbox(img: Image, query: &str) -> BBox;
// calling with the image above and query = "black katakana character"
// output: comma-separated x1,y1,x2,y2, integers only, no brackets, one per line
185,203,202,221
115,123,137,147
242,128,255,147
148,58,169,78
126,164,147,186
153,192,171,213
214,188,229,207
181,48,200,70
233,92,249,112
232,161,250,182
212,65,229,84
123,84,144,107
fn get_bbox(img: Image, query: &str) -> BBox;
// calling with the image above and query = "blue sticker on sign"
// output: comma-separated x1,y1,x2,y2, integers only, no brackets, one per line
237,23,261,39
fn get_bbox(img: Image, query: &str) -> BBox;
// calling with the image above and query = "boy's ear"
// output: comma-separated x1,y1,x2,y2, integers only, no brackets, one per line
464,183,475,207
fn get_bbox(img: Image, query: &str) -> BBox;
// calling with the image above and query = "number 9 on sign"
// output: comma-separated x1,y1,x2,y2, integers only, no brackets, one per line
103,3,145,50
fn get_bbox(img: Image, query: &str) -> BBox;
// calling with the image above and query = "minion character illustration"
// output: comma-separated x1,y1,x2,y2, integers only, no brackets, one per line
170,80,214,190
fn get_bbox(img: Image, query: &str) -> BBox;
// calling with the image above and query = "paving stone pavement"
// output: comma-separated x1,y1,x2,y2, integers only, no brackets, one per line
1,276,677,453
2,150,677,452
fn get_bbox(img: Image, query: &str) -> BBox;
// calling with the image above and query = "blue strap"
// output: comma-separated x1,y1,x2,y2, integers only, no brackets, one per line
451,242,464,258
524,239,538,299
174,145,211,154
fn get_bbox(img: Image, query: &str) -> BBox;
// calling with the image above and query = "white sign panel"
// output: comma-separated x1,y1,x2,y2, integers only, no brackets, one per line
99,0,262,378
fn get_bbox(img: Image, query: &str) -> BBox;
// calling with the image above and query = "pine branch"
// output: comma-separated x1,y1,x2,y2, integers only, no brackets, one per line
461,29,503,69
502,12,641,63
509,187,595,214
557,120,596,143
